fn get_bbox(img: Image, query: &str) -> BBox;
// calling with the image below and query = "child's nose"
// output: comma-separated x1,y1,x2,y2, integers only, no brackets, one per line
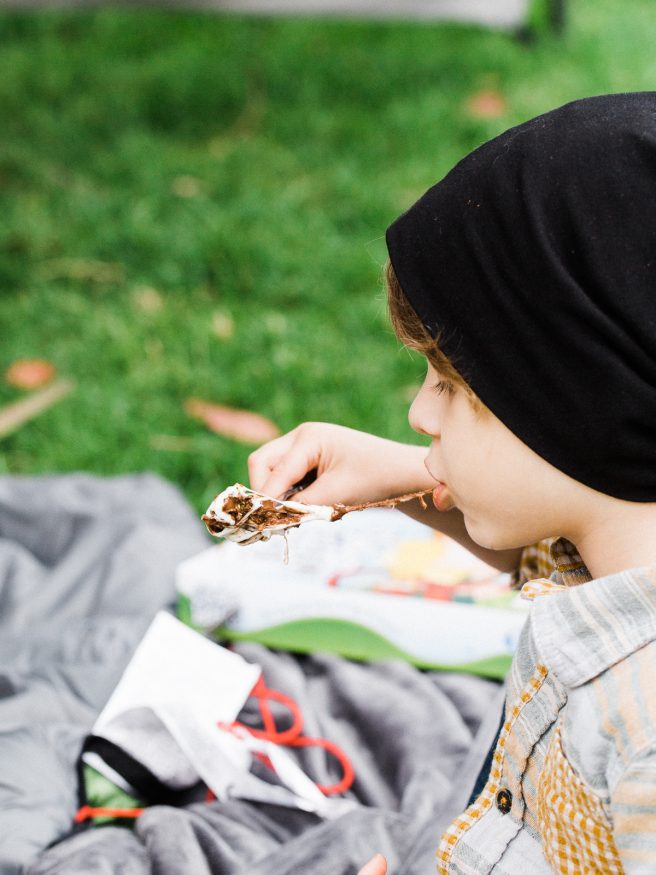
408,399,424,435
408,390,440,438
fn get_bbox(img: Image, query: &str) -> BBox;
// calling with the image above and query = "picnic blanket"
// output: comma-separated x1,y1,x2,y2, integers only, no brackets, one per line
0,473,504,875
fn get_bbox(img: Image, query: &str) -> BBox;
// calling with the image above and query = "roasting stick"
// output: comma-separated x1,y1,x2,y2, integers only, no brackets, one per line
201,483,431,546
331,489,428,520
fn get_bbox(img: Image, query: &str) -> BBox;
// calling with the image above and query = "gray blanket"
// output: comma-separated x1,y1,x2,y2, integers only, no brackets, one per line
0,473,503,875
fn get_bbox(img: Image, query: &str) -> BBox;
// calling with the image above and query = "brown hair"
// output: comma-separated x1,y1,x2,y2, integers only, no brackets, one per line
385,259,483,413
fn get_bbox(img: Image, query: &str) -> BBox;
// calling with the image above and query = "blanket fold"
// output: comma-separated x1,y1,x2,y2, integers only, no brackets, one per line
0,473,501,875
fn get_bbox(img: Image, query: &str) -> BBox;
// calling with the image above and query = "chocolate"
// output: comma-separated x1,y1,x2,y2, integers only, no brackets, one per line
202,483,431,546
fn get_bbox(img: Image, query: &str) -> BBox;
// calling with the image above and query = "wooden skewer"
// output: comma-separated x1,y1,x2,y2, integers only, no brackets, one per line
202,486,433,539
330,489,430,520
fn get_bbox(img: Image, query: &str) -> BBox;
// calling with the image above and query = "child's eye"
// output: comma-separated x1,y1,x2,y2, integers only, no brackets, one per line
431,379,454,396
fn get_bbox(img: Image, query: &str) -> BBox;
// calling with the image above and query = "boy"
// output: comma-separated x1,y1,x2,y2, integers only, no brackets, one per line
249,93,656,873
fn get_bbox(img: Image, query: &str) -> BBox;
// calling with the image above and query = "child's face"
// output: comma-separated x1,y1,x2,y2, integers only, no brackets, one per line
408,362,577,551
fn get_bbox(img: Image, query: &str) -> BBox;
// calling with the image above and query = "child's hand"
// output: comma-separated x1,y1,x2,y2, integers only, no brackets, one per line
248,422,432,507
357,853,388,875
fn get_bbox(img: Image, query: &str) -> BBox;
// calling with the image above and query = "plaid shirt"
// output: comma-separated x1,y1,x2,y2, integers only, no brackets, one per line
437,538,656,874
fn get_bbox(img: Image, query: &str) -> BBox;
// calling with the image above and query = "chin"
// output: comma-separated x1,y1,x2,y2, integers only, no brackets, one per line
463,515,525,552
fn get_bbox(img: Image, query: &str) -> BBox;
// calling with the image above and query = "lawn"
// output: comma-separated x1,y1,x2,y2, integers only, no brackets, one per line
1,1,654,513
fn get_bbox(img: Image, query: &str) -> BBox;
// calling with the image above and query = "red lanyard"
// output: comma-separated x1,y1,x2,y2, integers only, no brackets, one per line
75,675,354,823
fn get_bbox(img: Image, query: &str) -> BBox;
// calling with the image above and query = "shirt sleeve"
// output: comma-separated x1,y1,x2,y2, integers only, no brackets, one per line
611,749,656,872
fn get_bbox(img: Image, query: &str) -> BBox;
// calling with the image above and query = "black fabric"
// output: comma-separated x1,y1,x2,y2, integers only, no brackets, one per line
386,92,656,501
465,705,505,808
81,736,199,808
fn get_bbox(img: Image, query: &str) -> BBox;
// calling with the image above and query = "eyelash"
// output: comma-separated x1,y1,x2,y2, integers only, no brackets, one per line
431,379,454,396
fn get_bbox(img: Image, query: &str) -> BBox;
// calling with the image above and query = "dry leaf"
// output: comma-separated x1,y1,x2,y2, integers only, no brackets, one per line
171,176,202,198
185,398,280,445
466,89,507,119
133,286,164,314
0,379,74,439
211,310,235,340
5,359,56,390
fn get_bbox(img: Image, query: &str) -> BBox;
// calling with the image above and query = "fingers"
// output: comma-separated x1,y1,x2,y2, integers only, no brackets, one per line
248,432,295,492
264,456,320,502
248,425,322,500
357,853,388,875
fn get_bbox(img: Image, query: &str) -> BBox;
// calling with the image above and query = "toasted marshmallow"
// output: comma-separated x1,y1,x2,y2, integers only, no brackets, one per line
202,483,334,545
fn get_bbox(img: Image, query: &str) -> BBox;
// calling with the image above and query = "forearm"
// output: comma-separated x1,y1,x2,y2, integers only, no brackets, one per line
250,427,524,575
399,499,524,574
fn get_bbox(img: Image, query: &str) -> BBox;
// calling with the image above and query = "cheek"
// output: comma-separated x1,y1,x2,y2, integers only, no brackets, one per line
463,499,534,550
444,436,520,532
440,429,483,487
461,473,555,551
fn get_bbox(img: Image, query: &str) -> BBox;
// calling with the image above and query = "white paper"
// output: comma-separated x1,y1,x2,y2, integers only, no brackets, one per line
98,612,261,729
88,611,349,817
89,612,260,789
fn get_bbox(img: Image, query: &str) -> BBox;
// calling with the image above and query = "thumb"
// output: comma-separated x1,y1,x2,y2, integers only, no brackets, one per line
357,853,388,875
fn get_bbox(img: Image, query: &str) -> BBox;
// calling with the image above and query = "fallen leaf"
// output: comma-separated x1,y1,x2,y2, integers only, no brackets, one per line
0,379,74,439
133,285,164,314
5,359,56,390
171,176,202,198
466,89,507,119
185,398,280,445
211,310,235,340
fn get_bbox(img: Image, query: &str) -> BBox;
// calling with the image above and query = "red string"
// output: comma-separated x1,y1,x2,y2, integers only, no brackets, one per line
233,676,304,746
74,675,355,824
287,735,355,796
232,676,355,796
74,805,144,823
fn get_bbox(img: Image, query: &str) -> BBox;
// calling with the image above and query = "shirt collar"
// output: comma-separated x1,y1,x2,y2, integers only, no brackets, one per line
526,538,656,687
547,537,592,587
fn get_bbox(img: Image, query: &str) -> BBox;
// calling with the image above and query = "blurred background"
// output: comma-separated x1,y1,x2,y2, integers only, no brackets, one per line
0,0,654,513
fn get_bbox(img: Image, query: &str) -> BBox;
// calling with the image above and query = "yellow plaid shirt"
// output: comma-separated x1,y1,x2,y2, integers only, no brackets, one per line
437,538,656,874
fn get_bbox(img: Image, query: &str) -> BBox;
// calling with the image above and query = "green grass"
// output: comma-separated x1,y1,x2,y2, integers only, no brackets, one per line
1,2,654,512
